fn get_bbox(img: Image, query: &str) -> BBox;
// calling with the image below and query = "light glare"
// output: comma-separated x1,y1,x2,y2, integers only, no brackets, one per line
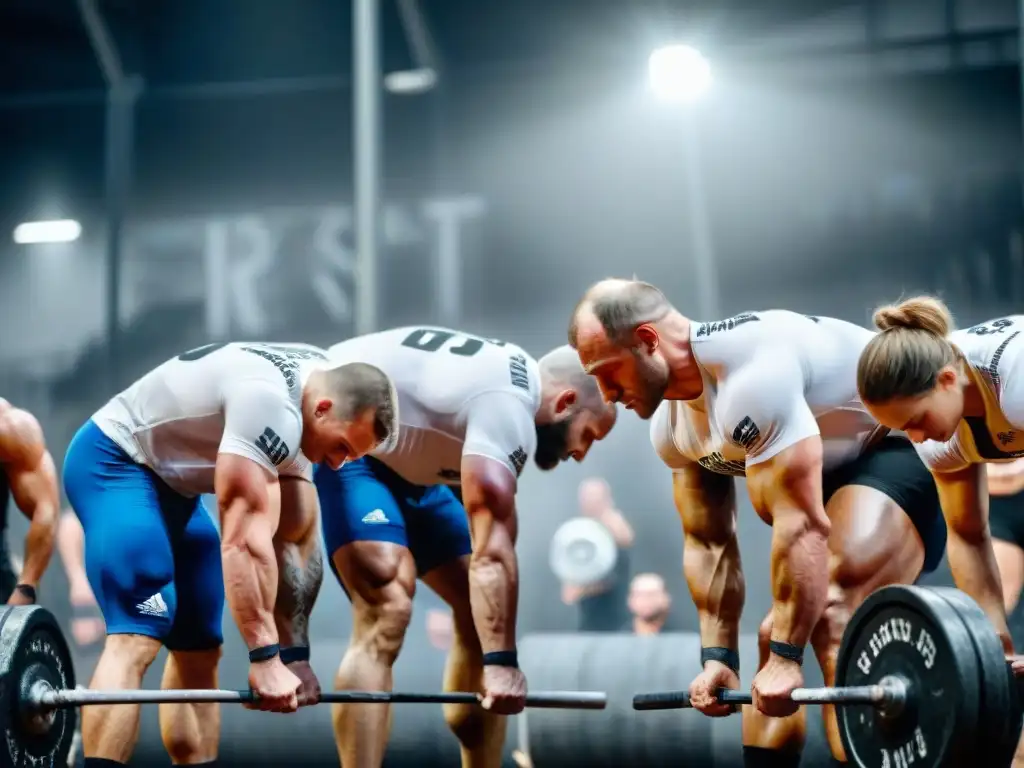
13,219,82,244
648,45,711,103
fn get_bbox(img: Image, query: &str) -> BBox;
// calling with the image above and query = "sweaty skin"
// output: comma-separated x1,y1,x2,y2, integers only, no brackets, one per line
0,402,59,597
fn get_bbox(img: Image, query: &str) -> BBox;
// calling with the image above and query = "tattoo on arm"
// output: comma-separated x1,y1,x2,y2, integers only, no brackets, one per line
276,541,324,647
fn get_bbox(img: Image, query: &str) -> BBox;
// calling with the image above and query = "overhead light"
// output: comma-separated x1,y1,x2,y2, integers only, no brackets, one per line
384,67,438,95
648,45,712,104
13,219,82,244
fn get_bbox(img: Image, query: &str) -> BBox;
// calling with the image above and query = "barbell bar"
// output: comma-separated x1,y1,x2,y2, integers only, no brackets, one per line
633,676,907,711
26,682,607,709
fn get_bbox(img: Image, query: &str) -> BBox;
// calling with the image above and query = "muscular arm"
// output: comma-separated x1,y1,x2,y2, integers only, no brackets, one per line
274,477,324,649
461,454,519,654
746,436,831,649
938,464,1013,652
676,463,743,651
0,408,59,589
216,453,282,651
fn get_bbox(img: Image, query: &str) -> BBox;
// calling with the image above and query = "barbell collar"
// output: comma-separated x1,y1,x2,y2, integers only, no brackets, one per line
28,682,607,711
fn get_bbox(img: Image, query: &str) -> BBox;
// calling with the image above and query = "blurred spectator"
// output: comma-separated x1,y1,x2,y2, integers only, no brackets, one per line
425,607,454,652
559,478,634,632
56,510,105,649
624,573,676,635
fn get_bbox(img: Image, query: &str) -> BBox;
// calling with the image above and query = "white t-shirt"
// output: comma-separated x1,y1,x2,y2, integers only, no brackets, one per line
910,316,1024,473
328,327,541,486
650,311,887,476
92,342,329,496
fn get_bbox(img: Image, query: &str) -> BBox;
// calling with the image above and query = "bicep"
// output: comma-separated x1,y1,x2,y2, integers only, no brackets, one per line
745,435,826,524
214,453,277,543
461,453,518,547
934,464,988,540
462,394,535,481
672,463,736,543
0,411,57,513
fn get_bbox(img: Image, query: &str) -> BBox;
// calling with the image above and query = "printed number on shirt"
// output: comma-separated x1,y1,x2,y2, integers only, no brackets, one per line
400,329,507,358
967,318,1015,336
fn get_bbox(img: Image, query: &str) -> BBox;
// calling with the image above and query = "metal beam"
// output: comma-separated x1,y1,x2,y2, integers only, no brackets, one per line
396,0,442,71
103,76,143,389
354,0,382,335
76,0,124,87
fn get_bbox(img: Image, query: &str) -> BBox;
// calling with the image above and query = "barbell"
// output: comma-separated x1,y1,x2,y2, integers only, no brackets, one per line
634,585,1024,768
0,606,606,768
3,584,1022,768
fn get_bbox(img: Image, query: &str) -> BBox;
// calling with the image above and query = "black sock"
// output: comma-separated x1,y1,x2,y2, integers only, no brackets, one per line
189,762,220,768
742,746,803,768
84,760,126,768
830,759,849,767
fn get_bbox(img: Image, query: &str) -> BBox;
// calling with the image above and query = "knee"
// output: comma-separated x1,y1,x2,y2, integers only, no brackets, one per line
103,634,162,674
444,702,490,749
354,589,414,665
168,647,222,685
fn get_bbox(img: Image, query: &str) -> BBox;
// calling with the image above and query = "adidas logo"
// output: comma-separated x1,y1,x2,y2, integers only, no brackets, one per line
362,509,389,524
136,593,169,618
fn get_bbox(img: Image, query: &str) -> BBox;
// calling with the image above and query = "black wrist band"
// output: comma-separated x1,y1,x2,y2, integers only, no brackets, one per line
701,647,740,674
769,640,804,665
482,650,519,669
14,585,35,603
249,644,280,663
280,646,310,664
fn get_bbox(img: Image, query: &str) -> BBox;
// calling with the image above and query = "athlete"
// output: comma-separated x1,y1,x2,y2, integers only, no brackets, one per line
316,327,617,768
857,300,1024,646
567,279,967,768
0,398,60,605
62,342,398,768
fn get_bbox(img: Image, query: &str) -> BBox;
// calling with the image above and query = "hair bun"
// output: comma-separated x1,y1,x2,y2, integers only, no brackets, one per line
872,296,953,336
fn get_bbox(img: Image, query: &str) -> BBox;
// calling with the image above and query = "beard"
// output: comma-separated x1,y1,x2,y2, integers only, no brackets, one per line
534,419,571,471
630,352,670,419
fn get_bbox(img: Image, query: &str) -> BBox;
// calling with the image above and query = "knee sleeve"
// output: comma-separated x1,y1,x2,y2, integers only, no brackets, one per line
743,746,802,768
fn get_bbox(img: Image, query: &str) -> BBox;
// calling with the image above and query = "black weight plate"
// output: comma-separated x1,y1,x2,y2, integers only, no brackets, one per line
932,588,1019,767
836,585,980,768
0,606,76,768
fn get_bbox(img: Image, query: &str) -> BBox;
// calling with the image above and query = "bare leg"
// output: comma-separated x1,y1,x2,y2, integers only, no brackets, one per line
422,556,507,768
81,634,162,762
993,540,1024,613
810,486,925,761
332,541,416,768
159,648,222,764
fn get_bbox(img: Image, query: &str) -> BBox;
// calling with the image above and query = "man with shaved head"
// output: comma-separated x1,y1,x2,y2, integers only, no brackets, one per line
565,279,994,768
316,326,616,768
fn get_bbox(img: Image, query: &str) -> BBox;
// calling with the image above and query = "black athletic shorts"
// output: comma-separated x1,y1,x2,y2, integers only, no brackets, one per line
989,491,1024,549
821,436,947,573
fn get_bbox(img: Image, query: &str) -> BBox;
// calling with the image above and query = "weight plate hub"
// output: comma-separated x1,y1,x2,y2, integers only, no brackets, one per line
549,518,617,587
0,605,77,768
837,585,979,768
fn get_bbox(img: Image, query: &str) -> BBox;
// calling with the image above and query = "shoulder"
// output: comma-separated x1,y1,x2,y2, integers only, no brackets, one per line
0,406,45,465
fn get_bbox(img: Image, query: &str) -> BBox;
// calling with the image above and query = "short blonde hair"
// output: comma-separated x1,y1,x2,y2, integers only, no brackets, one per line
856,296,958,404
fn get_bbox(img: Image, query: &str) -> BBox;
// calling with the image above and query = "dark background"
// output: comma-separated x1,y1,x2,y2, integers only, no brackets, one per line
3,0,1024,765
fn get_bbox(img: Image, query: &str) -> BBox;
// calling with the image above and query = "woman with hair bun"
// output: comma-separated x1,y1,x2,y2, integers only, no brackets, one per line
857,297,1024,670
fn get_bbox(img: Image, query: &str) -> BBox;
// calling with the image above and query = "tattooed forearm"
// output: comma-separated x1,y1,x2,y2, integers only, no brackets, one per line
275,540,324,647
